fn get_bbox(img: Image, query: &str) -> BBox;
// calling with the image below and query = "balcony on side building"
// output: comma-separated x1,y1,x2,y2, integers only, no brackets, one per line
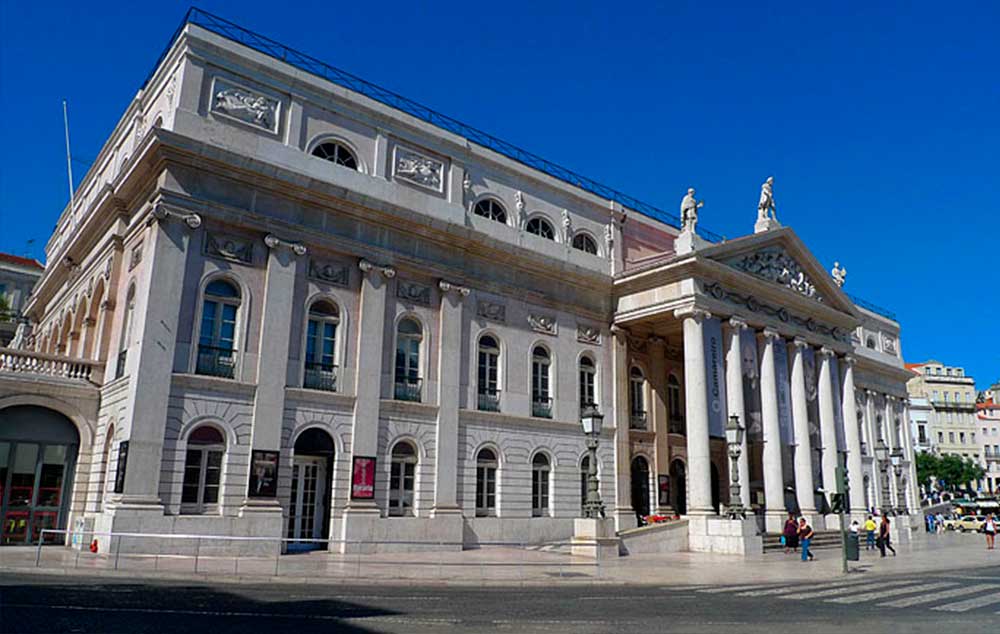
394,376,422,402
477,389,501,413
0,347,105,386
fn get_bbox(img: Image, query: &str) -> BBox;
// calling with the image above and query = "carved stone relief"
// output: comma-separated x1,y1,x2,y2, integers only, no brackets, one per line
307,259,349,287
576,324,601,344
527,313,557,335
477,301,506,323
128,241,143,271
882,335,897,354
211,78,279,132
702,281,848,343
393,146,444,191
727,246,822,301
204,233,253,264
396,280,431,305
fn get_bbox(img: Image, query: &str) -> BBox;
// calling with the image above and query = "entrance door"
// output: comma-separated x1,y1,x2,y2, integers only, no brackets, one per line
670,460,687,515
631,456,650,523
287,457,326,550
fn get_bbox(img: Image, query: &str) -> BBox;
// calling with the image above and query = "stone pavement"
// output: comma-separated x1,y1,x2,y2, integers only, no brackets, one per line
1,531,996,587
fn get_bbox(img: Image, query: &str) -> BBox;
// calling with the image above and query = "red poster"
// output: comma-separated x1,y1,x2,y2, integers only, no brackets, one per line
351,456,376,500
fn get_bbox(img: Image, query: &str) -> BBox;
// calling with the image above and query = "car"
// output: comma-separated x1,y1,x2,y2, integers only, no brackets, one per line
945,515,987,532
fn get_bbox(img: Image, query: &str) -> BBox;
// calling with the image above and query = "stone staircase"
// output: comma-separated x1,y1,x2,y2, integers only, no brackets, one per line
762,530,844,553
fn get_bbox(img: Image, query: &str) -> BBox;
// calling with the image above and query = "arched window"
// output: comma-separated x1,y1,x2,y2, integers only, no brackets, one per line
531,346,552,418
473,199,507,224
197,279,240,378
115,285,136,380
526,217,555,240
475,448,498,517
311,141,359,170
304,300,339,392
629,367,647,430
477,335,501,412
394,318,423,402
580,455,592,512
181,426,225,514
531,453,551,517
572,233,598,255
667,374,684,434
97,424,115,511
579,355,597,412
389,441,417,517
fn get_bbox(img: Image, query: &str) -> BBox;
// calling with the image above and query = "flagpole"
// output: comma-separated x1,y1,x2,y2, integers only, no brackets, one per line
62,100,75,208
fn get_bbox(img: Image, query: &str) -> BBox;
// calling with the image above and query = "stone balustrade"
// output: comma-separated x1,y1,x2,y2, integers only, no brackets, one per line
0,347,105,385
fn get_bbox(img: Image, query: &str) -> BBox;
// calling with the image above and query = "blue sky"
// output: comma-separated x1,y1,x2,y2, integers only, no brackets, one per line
1,1,997,388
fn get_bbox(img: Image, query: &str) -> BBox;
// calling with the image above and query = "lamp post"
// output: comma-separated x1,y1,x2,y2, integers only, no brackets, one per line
891,448,904,514
581,406,606,519
725,414,746,519
874,438,890,516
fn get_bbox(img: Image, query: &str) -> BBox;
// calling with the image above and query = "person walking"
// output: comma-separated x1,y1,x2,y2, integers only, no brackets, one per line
783,513,799,554
984,513,996,550
799,517,815,562
878,515,896,557
936,512,945,534
864,515,877,550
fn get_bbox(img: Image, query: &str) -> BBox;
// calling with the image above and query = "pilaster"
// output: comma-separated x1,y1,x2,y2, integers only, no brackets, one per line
610,325,635,530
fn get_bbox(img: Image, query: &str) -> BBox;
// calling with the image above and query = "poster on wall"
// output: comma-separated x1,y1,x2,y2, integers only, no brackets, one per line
351,456,376,500
702,316,727,438
740,328,762,440
657,474,670,507
113,441,128,494
248,450,279,498
773,341,793,443
830,356,847,451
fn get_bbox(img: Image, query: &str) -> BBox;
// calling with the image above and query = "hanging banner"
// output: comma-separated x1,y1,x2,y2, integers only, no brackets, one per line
113,441,129,494
773,341,793,443
830,356,846,451
248,450,279,498
740,328,763,440
351,456,377,500
703,317,727,438
804,347,821,438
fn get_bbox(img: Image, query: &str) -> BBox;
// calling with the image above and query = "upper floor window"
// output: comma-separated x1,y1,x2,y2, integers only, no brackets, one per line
531,346,552,418
197,280,240,379
865,336,876,349
181,425,225,514
629,367,647,430
477,335,500,412
925,367,931,375
526,217,555,240
531,453,551,517
473,199,507,224
116,284,136,380
579,356,597,410
667,374,684,434
388,441,417,517
572,233,598,255
394,318,422,402
476,448,498,517
311,141,359,170
956,369,963,376
304,300,339,392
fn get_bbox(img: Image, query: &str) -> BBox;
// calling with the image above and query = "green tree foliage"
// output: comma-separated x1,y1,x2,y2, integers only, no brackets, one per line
917,451,986,491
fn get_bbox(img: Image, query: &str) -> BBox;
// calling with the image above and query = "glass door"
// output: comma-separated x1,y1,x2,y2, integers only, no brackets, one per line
286,457,326,551
0,441,75,545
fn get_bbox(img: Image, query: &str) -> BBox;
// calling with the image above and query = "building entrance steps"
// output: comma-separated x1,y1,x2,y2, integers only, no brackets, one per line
618,519,689,555
762,530,844,553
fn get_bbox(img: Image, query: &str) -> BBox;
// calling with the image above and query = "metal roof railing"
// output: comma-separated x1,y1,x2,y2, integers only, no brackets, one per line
146,7,725,243
848,293,897,321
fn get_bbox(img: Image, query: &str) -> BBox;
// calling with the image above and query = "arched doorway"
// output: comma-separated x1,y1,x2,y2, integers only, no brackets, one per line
630,456,650,524
0,406,80,545
711,462,721,514
670,459,687,515
287,428,334,551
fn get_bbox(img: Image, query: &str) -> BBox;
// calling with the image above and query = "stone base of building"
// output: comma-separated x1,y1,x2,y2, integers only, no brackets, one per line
687,515,763,556
571,518,620,559
618,519,689,555
763,509,788,533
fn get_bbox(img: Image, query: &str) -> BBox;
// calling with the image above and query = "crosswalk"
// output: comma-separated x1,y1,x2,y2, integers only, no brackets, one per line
694,575,1000,614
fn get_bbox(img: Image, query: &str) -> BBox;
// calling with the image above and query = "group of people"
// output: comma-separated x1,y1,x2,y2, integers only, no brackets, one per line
854,515,896,557
781,513,817,562
781,512,899,561
924,511,997,549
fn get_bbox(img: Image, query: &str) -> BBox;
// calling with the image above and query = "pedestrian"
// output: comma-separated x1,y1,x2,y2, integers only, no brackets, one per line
925,514,934,533
984,513,996,550
936,513,945,534
798,517,815,562
850,519,860,534
864,515,877,550
783,512,799,554
878,515,896,557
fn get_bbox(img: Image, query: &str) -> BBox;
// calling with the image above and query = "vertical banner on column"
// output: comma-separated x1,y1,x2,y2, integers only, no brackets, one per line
830,356,846,451
740,328,762,440
703,317,727,437
773,341,793,443
804,347,821,482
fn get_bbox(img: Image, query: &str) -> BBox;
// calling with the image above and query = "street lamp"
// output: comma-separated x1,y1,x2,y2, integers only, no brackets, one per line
874,438,891,516
891,447,905,515
725,414,746,519
581,406,606,519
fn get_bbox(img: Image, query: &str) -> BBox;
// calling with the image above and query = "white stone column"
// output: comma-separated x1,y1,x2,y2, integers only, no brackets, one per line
610,325,635,530
678,308,713,515
725,317,751,508
432,280,469,516
759,328,786,530
817,347,839,517
789,338,816,516
840,356,865,517
649,336,672,514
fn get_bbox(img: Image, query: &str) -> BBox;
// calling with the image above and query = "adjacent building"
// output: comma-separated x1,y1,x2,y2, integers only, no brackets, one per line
0,9,919,552
0,253,44,347
977,399,1000,494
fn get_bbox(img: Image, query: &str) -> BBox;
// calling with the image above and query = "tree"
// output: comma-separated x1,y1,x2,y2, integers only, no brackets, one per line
915,451,939,489
0,293,11,321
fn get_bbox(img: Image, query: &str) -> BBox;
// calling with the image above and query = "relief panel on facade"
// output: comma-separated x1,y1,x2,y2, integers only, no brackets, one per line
476,300,506,323
210,78,280,133
204,232,254,264
396,280,431,305
528,313,557,336
576,324,601,345
307,259,349,286
393,145,444,192
726,246,822,301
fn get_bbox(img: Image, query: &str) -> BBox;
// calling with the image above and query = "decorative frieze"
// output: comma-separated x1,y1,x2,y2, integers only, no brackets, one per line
727,246,822,301
211,78,279,132
396,280,431,305
528,313,557,336
576,324,601,345
702,281,848,344
308,259,349,286
393,146,444,192
882,335,897,354
205,233,254,264
476,300,506,323
129,241,143,271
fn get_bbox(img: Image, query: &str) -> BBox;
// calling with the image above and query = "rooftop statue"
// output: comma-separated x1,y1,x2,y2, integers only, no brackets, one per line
831,261,847,288
680,187,704,233
757,176,777,222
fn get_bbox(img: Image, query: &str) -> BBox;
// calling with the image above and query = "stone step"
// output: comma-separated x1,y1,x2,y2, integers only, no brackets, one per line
762,531,846,552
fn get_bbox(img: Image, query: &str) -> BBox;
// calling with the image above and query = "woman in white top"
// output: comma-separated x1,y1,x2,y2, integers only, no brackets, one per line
985,513,996,550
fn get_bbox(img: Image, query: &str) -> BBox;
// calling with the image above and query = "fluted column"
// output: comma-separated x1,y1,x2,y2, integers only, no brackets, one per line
817,347,839,514
679,309,713,515
789,338,816,515
759,328,786,530
725,317,751,507
840,356,865,516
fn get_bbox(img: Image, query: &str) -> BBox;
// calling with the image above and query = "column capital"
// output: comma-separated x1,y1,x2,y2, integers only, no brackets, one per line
359,259,396,278
263,233,307,256
760,327,781,341
841,354,856,366
673,306,712,322
727,316,750,330
792,337,809,349
818,346,835,357
438,280,471,297
150,203,202,229
610,324,629,341
647,335,665,346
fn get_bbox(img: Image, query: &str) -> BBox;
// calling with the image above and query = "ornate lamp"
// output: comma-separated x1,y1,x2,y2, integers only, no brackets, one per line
890,447,905,514
874,439,890,515
581,406,606,519
725,414,746,519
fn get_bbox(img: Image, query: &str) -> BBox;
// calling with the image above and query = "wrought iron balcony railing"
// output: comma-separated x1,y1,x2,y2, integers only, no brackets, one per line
394,377,422,402
303,361,337,392
196,345,237,379
477,389,500,412
532,397,552,419
630,411,648,430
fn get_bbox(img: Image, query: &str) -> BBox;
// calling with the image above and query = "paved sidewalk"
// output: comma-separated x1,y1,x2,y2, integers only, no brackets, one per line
2,531,996,587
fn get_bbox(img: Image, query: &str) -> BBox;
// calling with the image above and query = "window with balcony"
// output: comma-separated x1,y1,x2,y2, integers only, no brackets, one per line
475,448,498,517
531,346,552,418
394,318,423,402
303,300,339,392
196,280,240,378
181,426,225,514
477,335,500,412
629,367,647,430
388,441,417,517
579,355,597,413
531,453,551,517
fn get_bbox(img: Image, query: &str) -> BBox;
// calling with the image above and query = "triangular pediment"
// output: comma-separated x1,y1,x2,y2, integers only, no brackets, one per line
724,245,824,301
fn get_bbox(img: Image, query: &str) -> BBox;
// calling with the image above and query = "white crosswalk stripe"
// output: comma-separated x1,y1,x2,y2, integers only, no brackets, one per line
781,580,912,601
699,584,784,594
931,592,1000,613
735,579,854,597
879,584,1000,609
825,582,955,604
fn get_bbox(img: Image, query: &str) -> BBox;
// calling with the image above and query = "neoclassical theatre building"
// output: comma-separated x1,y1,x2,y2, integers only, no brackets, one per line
0,10,918,552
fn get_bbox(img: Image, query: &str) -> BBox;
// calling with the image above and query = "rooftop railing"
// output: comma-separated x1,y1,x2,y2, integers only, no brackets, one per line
848,293,897,321
0,347,105,386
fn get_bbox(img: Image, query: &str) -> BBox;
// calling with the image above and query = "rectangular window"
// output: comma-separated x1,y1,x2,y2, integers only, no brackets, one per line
532,469,549,517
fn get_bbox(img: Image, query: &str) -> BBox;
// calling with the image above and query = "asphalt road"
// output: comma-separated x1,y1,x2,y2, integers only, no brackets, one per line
2,568,999,634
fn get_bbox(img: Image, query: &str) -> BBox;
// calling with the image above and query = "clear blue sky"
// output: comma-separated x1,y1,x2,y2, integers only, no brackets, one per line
1,1,997,388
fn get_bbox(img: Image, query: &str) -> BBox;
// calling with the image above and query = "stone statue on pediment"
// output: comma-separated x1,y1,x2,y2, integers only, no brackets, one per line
757,176,777,221
831,261,847,288
680,188,704,233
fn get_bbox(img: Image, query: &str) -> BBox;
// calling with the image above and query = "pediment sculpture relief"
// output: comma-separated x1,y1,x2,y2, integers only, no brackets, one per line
727,246,822,301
